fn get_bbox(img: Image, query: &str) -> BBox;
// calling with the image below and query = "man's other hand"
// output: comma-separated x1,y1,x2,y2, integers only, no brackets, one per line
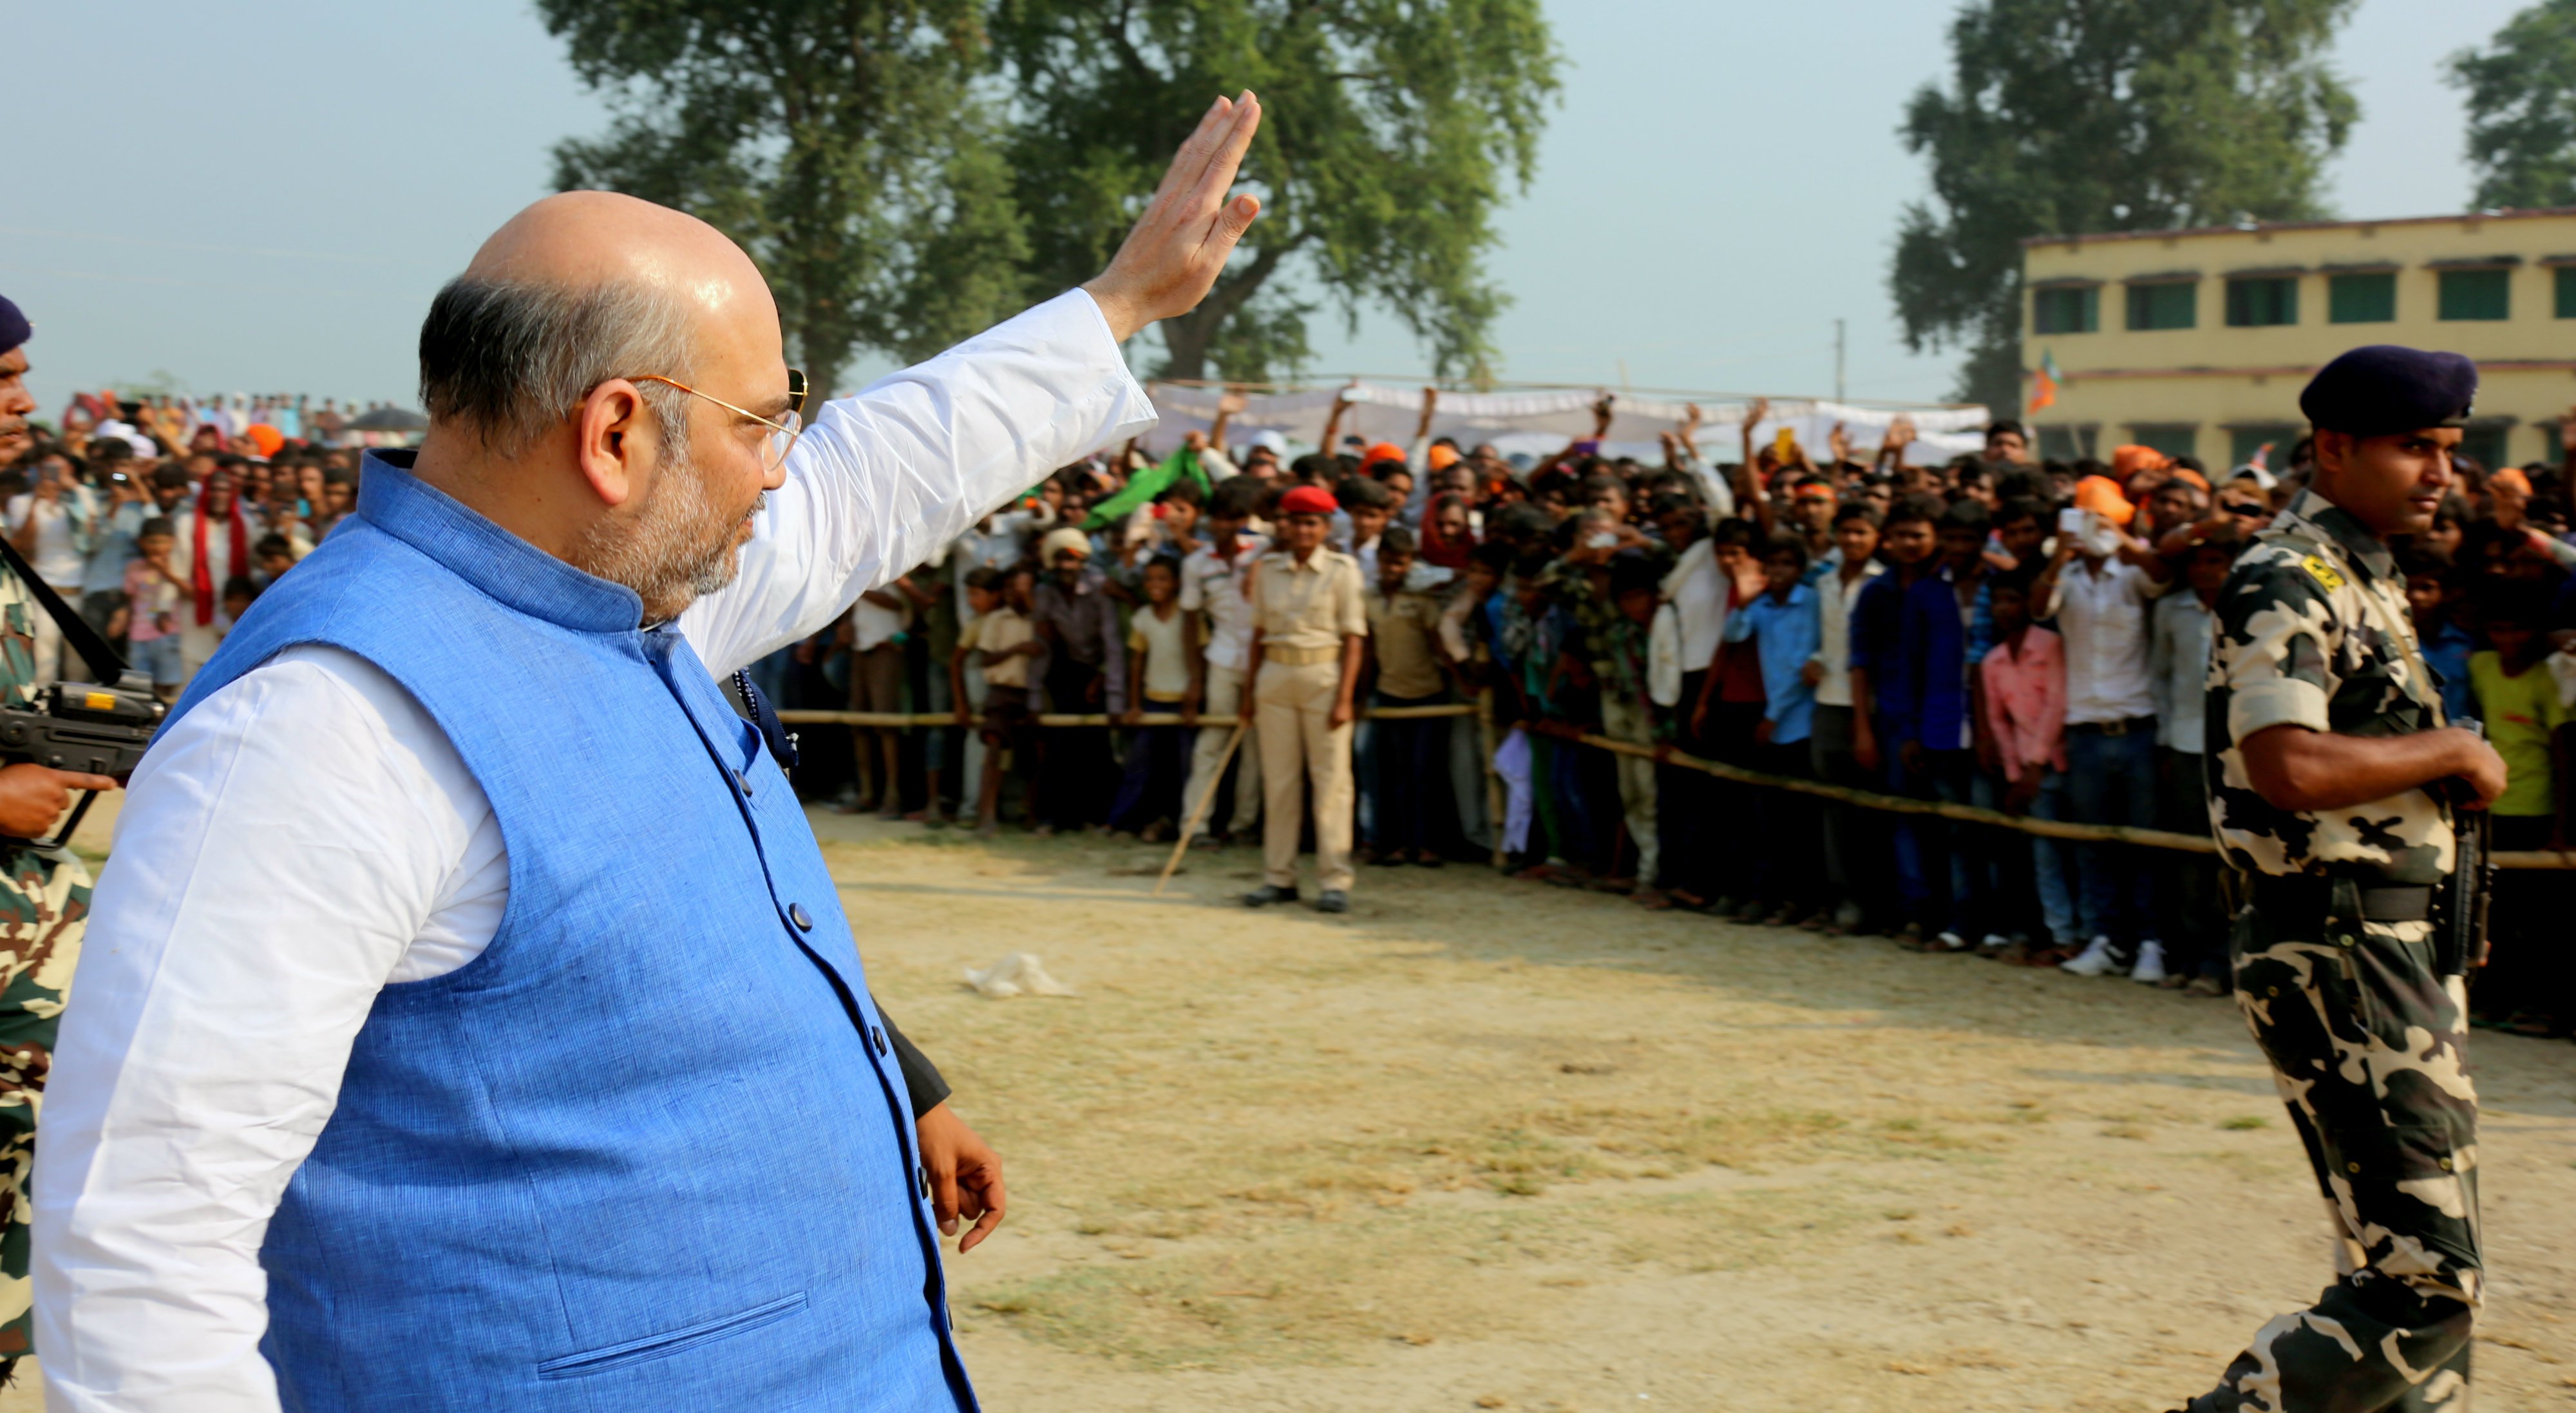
1084,93,1265,343
915,1102,1009,1253
0,763,117,839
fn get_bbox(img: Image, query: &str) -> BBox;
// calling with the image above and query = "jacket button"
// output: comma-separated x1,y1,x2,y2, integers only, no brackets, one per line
871,1025,888,1056
788,903,813,931
734,768,753,797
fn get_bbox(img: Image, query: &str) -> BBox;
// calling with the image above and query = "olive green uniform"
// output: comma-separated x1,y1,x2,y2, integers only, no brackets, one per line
2192,488,2476,1413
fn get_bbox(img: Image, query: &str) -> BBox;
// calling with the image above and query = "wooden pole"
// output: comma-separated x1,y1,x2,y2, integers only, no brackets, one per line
1155,725,1245,897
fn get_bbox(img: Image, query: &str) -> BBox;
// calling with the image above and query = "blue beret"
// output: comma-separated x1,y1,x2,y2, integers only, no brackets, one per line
2298,345,2477,438
0,296,26,356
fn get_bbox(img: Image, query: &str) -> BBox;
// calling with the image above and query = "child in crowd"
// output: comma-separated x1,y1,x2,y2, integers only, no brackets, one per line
953,565,1041,839
2401,545,2477,725
1846,495,1941,942
1806,502,1884,933
1721,533,1823,925
1362,526,1452,866
117,515,188,700
1978,569,2070,964
2467,585,2568,1037
1110,556,1196,840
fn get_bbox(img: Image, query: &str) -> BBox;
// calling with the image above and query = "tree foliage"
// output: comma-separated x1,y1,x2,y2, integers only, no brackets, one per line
538,0,1031,399
2451,0,2576,211
1890,0,2358,411
988,0,1560,383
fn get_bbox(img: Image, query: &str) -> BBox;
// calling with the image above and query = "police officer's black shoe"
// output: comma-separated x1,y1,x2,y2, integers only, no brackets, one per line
1315,889,1350,914
1243,884,1299,907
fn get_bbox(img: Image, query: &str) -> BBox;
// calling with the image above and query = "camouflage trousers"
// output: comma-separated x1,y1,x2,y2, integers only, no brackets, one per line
0,846,91,1364
2188,907,2479,1413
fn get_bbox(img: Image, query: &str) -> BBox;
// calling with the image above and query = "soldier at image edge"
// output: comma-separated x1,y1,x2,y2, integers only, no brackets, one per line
2182,345,2509,1413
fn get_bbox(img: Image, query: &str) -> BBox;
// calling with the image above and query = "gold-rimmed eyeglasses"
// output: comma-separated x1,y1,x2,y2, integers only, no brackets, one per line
626,368,809,471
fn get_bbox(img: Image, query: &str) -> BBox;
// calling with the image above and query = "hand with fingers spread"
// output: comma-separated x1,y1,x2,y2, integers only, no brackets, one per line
1084,92,1266,343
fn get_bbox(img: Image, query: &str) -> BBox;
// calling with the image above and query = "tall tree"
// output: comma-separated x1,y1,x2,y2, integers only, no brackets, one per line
539,0,1030,399
1891,0,2358,413
2450,0,2576,210
989,0,1560,383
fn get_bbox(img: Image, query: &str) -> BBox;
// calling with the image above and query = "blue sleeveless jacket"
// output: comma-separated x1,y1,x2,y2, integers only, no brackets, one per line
167,454,971,1412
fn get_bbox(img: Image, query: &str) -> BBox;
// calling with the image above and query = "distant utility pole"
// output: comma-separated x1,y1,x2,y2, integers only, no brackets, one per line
1834,318,1846,403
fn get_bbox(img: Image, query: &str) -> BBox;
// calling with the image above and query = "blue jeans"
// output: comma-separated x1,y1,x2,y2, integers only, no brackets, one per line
2065,721,2159,946
2028,769,2079,945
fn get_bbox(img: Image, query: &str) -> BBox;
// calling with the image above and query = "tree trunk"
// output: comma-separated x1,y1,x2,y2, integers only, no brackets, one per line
1150,241,1296,382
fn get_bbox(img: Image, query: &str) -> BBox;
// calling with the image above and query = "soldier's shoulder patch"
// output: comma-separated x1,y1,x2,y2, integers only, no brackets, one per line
2300,555,2347,593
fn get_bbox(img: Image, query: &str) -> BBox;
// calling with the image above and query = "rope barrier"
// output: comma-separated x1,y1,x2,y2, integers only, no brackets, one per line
775,705,2576,870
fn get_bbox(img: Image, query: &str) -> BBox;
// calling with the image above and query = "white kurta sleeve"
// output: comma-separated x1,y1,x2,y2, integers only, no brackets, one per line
679,288,1159,675
33,646,493,1413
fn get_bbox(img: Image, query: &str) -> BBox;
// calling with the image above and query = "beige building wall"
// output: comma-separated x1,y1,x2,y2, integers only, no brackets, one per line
2019,209,2576,471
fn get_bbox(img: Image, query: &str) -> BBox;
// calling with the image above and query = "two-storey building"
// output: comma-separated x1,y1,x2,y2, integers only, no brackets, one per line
2020,208,2576,471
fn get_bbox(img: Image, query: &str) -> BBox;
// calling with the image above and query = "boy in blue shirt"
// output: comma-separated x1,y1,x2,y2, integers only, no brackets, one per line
1722,534,1823,925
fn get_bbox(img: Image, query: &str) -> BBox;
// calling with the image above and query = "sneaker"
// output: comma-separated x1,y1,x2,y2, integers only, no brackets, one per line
2060,935,2120,976
2129,940,2168,984
1314,889,1350,914
1832,900,1866,933
1934,931,1970,953
1976,933,2012,957
1243,884,1300,908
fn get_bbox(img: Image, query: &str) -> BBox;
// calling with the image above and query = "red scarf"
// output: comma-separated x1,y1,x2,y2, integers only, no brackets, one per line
192,497,249,626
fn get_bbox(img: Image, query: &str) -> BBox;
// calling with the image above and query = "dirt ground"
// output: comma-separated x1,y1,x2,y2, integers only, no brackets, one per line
18,806,2576,1410
820,812,2576,1412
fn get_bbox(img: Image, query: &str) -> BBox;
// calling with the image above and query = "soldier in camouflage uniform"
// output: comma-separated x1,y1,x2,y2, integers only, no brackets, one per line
2185,346,2508,1413
0,298,122,1378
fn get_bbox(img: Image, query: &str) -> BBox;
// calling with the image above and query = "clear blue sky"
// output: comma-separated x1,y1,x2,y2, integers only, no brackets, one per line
0,0,2527,417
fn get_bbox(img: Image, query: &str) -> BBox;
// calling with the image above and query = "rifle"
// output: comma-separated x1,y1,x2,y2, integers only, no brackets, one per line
2437,723,2496,978
0,678,164,848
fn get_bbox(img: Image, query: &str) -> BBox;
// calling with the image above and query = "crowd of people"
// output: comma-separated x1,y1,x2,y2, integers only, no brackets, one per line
750,392,2576,1042
10,394,361,699
16,383,2575,1038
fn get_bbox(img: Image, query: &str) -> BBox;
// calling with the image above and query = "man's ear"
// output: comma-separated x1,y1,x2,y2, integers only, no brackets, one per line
2310,428,2351,480
575,380,651,509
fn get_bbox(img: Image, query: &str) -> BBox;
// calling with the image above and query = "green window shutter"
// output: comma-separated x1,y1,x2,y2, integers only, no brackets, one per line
2032,287,2098,334
2327,272,2396,323
2459,424,2510,470
2438,269,2510,321
2555,267,2576,319
2125,282,2197,330
2130,424,2198,459
2225,278,2298,327
2228,426,2297,468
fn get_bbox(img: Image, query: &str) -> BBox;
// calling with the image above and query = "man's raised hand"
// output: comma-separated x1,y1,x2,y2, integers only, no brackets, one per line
1084,93,1265,343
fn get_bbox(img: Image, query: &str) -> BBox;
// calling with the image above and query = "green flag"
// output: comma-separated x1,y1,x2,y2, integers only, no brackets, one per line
1081,446,1208,532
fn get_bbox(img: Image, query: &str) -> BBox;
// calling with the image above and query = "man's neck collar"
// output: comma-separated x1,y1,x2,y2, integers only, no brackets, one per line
2284,488,2398,580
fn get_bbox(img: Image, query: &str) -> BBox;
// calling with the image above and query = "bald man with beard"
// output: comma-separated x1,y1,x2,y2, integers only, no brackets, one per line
33,95,1265,1413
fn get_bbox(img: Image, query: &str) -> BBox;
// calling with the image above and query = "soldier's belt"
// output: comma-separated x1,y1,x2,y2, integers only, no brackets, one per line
2244,873,2432,922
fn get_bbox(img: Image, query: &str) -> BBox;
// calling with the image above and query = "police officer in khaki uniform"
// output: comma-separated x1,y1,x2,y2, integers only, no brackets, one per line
2183,346,2507,1413
1239,483,1367,913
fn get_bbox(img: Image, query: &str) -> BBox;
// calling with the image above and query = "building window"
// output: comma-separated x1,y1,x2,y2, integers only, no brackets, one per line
2036,425,2096,461
2329,272,2396,323
2032,286,2098,334
2438,269,2510,321
2458,424,2512,471
2556,267,2576,319
2225,277,2298,327
2228,426,2298,469
2128,424,2198,460
2126,281,2197,330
